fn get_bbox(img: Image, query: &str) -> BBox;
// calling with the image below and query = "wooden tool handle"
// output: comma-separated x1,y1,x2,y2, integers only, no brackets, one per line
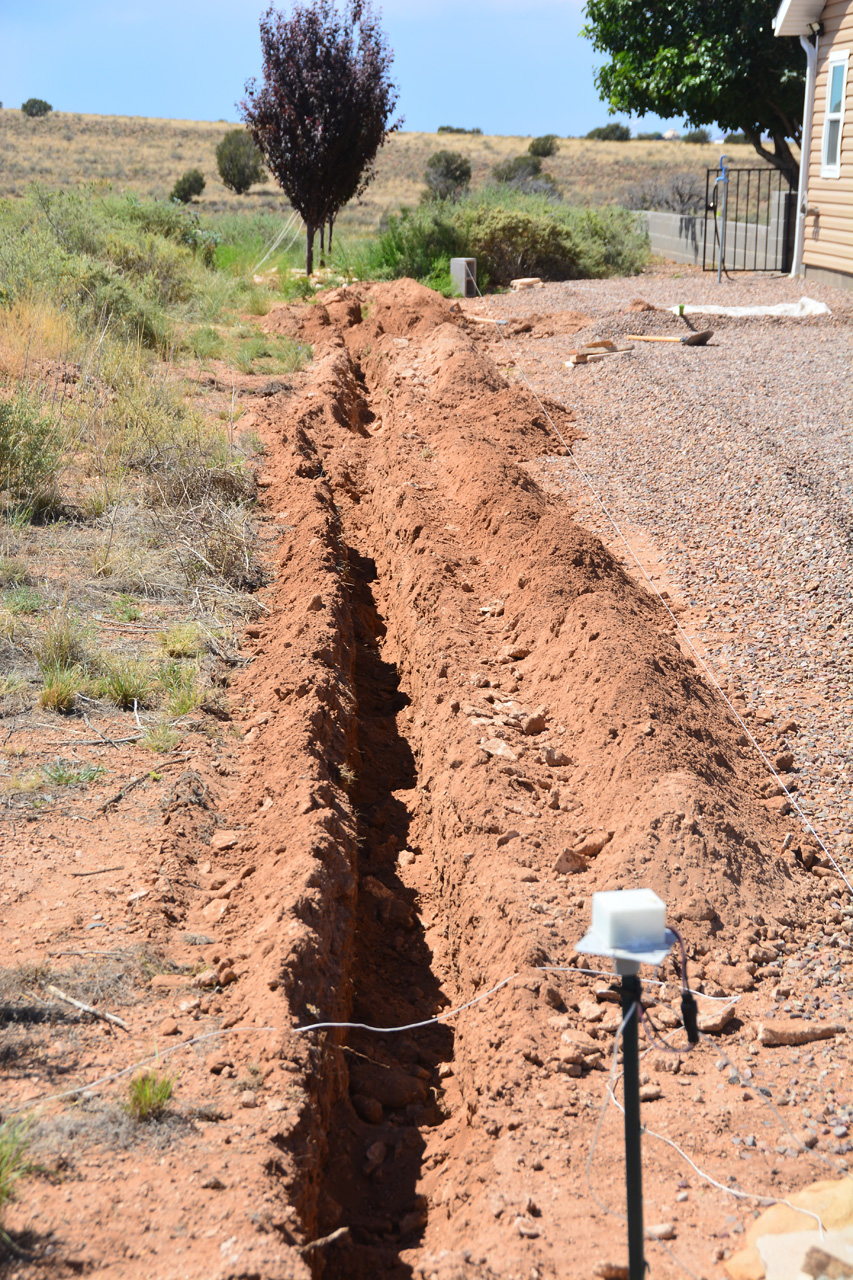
625,334,681,343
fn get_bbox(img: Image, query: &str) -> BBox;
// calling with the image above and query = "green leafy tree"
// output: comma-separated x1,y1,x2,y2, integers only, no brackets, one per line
216,129,265,194
170,169,206,203
242,0,401,275
586,122,631,140
682,127,712,144
21,98,52,118
424,150,472,201
582,0,804,182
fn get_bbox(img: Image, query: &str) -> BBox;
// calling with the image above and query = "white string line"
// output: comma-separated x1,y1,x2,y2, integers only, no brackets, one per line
701,1032,850,1178
584,1014,831,1237
468,283,852,898
605,1083,828,1236
249,209,300,276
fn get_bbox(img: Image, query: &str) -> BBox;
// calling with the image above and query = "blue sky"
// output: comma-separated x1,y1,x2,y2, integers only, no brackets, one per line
1,0,689,137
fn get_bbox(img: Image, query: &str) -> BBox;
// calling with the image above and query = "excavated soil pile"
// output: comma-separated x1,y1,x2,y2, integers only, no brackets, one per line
214,280,829,1278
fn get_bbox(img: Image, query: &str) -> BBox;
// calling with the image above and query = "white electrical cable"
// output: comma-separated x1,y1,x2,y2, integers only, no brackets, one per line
467,281,852,899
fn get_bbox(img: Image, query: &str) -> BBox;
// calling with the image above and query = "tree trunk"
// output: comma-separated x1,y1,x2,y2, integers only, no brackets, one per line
305,224,314,277
328,214,335,255
319,223,325,267
745,129,799,188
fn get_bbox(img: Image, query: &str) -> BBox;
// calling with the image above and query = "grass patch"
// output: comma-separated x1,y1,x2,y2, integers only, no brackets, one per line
41,758,105,787
159,660,202,716
33,605,89,672
160,622,205,657
98,657,156,709
126,1069,174,1121
142,723,179,753
0,1117,32,1237
38,667,81,713
4,585,45,614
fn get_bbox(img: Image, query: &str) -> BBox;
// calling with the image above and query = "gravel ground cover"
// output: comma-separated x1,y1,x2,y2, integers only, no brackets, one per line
465,267,853,878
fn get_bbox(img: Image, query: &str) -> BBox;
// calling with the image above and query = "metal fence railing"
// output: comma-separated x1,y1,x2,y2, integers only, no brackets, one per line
703,164,796,274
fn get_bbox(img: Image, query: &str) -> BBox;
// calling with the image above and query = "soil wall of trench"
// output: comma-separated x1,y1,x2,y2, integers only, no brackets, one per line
205,280,830,1280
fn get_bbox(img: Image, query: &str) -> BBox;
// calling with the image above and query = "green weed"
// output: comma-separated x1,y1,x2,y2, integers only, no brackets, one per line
4,585,45,614
159,660,201,715
112,594,141,622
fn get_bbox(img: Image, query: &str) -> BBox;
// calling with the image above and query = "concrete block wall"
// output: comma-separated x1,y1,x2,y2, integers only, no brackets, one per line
639,191,793,271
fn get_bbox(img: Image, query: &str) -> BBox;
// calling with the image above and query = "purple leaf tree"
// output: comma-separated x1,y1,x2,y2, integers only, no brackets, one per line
242,1,402,276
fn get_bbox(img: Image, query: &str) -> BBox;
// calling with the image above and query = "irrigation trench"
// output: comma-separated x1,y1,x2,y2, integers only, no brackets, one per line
205,280,836,1280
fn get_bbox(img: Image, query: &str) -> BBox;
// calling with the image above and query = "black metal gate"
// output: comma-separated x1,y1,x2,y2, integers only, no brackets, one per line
703,166,795,273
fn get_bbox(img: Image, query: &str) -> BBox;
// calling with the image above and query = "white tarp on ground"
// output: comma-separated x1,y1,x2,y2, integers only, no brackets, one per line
667,296,831,317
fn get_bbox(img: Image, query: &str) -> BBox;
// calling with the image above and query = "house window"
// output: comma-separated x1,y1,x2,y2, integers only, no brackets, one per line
821,50,849,179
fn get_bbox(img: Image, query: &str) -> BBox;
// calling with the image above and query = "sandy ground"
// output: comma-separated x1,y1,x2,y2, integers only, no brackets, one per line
2,273,852,1280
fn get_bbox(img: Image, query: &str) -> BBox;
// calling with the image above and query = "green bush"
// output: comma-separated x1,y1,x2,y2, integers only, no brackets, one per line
21,98,52,118
171,169,206,204
423,150,472,201
216,130,265,194
683,127,712,144
635,130,664,141
586,122,631,141
369,190,648,287
437,125,482,134
528,134,558,157
492,154,542,184
724,131,747,144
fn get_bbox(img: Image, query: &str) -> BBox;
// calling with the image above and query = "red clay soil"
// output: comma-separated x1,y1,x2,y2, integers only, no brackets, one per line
2,279,846,1280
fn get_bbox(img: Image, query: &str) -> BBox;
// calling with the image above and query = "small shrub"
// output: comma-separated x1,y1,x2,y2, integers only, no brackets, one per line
21,98,52,118
423,151,472,202
586,122,631,141
682,127,712,144
170,169,206,204
528,134,558,157
635,131,664,141
216,130,265,195
0,392,61,506
99,657,155,709
0,558,29,588
622,172,705,214
39,666,82,713
437,125,482,134
724,131,748,144
492,154,542,185
126,1069,174,1121
112,594,141,622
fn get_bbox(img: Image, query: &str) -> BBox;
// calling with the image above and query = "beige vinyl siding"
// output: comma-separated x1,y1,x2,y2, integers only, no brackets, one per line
804,0,853,275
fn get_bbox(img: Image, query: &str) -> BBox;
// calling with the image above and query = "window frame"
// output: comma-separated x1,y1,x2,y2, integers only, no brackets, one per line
820,48,849,179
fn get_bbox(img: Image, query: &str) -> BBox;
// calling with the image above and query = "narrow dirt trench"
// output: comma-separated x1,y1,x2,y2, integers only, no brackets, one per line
317,547,453,1277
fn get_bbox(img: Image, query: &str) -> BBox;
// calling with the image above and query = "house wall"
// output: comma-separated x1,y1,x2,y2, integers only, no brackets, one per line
804,0,853,283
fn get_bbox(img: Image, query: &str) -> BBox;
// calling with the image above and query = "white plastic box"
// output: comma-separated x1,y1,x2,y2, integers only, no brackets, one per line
450,257,477,297
591,888,667,952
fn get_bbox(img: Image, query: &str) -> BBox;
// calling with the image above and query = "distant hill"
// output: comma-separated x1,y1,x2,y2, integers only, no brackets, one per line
0,110,765,231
